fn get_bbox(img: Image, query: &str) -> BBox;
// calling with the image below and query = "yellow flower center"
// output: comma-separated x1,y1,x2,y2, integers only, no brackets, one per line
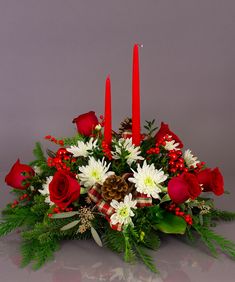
144,176,154,187
118,206,129,218
91,170,100,179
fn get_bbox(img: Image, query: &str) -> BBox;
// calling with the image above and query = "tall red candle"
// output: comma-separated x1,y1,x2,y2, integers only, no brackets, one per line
132,44,141,146
104,76,112,146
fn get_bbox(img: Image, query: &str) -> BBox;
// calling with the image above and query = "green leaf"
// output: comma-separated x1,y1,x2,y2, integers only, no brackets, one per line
91,227,103,247
60,220,80,231
153,211,187,235
51,211,79,219
160,194,171,203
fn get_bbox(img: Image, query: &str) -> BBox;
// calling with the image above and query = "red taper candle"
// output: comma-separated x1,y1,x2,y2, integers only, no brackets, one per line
104,76,112,146
132,44,141,146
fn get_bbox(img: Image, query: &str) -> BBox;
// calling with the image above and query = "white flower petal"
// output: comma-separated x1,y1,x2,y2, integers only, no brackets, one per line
109,193,137,228
129,161,168,199
183,149,200,168
78,157,114,188
112,138,143,166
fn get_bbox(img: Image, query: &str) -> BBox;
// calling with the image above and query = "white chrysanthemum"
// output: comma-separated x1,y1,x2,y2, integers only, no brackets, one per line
164,140,180,151
112,138,144,166
128,161,168,199
66,138,98,158
38,176,54,205
78,157,114,188
110,193,137,226
183,149,200,168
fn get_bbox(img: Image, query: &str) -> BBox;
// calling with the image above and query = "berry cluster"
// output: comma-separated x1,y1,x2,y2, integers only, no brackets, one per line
156,134,173,147
44,135,64,146
168,150,187,175
101,141,112,160
147,134,175,155
11,193,30,208
47,148,74,171
146,147,160,155
166,203,193,225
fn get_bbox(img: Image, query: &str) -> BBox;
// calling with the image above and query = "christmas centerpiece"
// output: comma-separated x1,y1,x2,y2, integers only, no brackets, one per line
1,45,235,273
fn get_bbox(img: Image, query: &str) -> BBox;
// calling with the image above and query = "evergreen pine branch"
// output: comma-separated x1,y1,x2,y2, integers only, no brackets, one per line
30,195,50,218
123,236,136,263
103,228,126,253
211,209,235,222
0,207,38,237
0,219,23,237
141,231,161,250
32,239,59,270
184,227,196,244
20,239,37,267
133,243,159,273
194,225,235,259
20,238,59,269
32,142,46,162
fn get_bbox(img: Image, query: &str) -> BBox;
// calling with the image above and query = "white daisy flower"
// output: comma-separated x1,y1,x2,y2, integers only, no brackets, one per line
110,193,137,226
66,138,98,158
38,176,54,205
128,161,168,199
164,140,180,151
183,149,200,168
78,157,114,188
112,138,144,166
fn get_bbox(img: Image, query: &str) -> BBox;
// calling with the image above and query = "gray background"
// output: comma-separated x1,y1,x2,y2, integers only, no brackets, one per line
0,1,235,281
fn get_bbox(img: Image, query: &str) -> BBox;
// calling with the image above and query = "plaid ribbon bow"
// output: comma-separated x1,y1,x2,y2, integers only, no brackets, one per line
88,184,152,231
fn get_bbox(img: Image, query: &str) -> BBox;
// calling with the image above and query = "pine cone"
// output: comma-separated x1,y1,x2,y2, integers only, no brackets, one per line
101,175,130,202
118,117,132,136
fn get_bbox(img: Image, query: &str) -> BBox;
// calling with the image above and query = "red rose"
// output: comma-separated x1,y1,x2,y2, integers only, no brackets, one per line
5,159,35,190
72,111,98,136
168,172,201,204
155,122,183,148
197,168,224,196
49,171,80,208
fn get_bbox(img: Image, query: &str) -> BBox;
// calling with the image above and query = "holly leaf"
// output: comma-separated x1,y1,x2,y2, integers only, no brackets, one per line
152,211,187,235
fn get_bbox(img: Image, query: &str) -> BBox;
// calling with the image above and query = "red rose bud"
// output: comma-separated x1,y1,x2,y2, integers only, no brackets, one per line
5,159,35,190
168,172,201,204
72,111,98,136
197,168,224,196
155,122,183,148
49,171,80,209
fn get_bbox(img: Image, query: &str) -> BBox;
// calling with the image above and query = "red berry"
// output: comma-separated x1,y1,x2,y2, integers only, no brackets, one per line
58,140,64,146
63,156,70,161
57,148,68,156
45,135,51,140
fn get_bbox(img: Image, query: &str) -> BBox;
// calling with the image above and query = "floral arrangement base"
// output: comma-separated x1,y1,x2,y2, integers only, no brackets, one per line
1,115,235,273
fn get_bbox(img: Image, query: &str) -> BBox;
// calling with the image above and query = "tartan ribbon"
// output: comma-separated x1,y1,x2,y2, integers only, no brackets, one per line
88,184,152,231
